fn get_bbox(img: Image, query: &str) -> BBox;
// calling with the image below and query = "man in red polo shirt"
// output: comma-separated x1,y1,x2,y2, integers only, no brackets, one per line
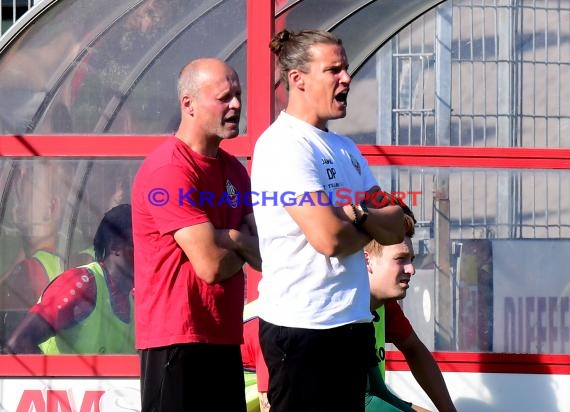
132,58,261,412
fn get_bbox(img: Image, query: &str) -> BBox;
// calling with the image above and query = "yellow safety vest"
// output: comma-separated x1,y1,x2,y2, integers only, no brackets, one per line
374,305,386,378
39,262,134,354
32,250,63,282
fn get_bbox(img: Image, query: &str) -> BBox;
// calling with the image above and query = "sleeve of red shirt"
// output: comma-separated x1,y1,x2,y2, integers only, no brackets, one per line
29,267,97,332
385,299,413,344
145,164,209,235
241,317,269,392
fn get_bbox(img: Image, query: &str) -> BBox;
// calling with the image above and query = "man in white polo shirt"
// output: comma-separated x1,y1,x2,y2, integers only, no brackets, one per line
251,29,404,412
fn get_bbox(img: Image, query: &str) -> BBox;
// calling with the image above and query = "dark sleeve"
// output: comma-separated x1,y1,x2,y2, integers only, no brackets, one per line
367,365,415,412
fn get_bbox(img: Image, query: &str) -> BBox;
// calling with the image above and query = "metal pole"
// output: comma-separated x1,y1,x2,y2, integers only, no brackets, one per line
434,0,454,350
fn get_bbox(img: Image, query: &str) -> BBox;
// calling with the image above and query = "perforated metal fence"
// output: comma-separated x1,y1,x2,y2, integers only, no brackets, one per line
373,0,570,351
373,0,570,241
381,0,570,149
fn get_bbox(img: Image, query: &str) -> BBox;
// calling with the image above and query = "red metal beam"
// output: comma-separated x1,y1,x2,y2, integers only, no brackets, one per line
360,145,570,169
246,0,274,153
4,136,570,171
0,135,252,157
1,352,569,377
386,351,570,375
0,355,139,377
245,0,274,300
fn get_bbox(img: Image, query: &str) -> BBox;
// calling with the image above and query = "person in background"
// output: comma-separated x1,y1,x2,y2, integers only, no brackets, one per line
365,214,457,412
131,58,261,412
251,28,404,412
5,204,134,354
0,161,70,309
68,162,138,268
0,161,71,350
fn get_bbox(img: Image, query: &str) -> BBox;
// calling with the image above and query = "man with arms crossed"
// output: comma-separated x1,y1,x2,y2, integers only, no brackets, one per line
251,29,404,412
243,211,454,411
132,58,261,412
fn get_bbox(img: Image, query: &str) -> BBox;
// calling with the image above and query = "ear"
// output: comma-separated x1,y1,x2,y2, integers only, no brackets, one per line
287,69,305,91
181,94,194,115
109,242,123,257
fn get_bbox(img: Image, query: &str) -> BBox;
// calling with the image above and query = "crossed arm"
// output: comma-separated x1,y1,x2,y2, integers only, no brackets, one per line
174,213,261,284
285,187,404,257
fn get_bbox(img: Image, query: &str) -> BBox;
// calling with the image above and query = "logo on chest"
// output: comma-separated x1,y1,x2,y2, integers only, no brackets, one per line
225,179,238,208
349,153,361,175
321,158,337,181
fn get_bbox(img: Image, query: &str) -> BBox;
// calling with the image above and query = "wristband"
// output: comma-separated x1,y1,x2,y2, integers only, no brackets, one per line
352,202,369,227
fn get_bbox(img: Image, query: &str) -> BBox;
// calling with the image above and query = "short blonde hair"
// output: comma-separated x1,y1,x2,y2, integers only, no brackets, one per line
364,214,415,257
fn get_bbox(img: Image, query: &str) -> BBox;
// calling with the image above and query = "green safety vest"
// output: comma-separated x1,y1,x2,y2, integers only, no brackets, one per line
39,262,135,354
78,246,96,260
373,305,386,378
33,250,63,282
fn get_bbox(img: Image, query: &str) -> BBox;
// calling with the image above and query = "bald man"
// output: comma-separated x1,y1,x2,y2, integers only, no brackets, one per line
132,58,261,412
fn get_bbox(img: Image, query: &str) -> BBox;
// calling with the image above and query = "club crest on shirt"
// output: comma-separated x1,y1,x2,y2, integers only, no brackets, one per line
225,179,238,208
349,153,361,175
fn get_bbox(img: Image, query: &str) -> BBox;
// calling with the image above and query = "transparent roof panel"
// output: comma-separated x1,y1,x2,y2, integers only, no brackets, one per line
0,0,440,135
108,0,247,134
275,0,372,32
273,0,442,114
0,0,246,134
0,0,141,133
274,0,441,66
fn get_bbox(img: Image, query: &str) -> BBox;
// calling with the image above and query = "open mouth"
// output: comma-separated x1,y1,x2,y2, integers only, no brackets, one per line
398,277,411,287
334,89,349,104
225,114,240,125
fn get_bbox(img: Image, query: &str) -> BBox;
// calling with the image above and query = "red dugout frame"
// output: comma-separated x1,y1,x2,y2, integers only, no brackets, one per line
0,0,569,378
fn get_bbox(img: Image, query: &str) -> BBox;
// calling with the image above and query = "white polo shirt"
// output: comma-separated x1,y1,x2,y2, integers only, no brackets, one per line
251,112,377,329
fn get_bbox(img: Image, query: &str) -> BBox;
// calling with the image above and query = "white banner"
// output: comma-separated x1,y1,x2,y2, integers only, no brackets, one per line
0,379,140,412
493,240,570,353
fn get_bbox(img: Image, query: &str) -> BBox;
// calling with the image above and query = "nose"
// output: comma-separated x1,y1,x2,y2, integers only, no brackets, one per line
229,95,241,110
340,69,351,85
405,262,416,277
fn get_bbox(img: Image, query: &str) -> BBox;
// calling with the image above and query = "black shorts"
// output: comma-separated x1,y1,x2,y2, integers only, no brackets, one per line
259,319,376,412
139,343,246,412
